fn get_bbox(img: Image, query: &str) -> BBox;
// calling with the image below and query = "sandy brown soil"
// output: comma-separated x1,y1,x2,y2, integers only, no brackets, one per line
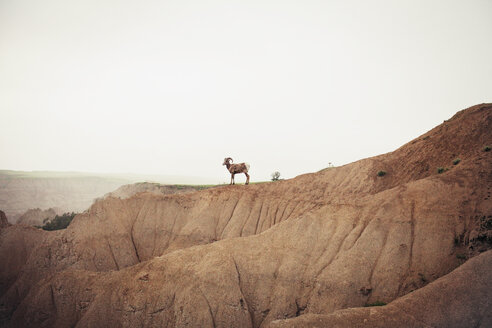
268,250,492,328
0,104,491,327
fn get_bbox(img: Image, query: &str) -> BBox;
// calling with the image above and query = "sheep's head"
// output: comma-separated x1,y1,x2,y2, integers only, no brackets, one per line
223,157,233,165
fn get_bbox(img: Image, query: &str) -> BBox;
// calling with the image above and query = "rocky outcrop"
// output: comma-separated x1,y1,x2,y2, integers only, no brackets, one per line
16,208,60,226
0,104,491,327
0,211,9,229
0,224,46,325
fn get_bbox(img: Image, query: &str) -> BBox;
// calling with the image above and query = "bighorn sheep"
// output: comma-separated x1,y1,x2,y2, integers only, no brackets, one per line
223,157,250,185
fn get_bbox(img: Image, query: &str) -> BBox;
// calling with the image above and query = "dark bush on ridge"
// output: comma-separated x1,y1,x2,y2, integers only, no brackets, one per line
364,301,387,307
41,212,77,231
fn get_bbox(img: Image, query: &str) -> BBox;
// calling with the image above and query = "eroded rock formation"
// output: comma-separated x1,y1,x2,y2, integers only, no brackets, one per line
268,250,492,327
16,208,60,226
0,104,491,327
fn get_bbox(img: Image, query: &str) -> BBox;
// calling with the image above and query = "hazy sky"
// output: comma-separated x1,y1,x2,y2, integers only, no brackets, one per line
1,0,491,183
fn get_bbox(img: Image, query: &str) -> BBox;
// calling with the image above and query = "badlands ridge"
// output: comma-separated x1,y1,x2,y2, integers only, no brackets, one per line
0,104,491,327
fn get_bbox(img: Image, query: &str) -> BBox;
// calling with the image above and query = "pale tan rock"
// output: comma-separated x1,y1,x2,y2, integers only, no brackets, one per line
1,103,491,327
16,208,60,226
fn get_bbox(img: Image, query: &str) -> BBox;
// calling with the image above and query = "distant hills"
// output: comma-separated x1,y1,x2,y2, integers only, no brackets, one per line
0,170,217,222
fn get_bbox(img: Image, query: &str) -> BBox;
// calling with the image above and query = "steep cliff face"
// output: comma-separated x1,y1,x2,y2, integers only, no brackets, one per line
0,104,491,327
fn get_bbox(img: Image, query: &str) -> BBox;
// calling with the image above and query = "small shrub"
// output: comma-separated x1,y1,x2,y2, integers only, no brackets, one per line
437,167,449,174
364,301,387,307
318,163,336,172
271,171,281,181
174,184,213,190
377,171,386,177
484,146,491,152
418,273,428,283
41,212,77,231
480,215,492,230
452,158,461,165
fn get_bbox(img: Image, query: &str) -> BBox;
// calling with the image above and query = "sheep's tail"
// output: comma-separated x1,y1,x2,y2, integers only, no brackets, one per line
245,163,250,172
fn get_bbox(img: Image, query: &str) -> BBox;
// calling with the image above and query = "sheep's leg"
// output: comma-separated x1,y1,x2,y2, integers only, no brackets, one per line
231,173,235,185
244,172,250,185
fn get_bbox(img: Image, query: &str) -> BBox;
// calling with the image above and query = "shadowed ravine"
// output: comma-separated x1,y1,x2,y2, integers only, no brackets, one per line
0,104,491,327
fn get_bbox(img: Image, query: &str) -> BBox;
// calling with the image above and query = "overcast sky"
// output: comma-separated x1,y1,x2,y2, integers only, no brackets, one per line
1,0,491,183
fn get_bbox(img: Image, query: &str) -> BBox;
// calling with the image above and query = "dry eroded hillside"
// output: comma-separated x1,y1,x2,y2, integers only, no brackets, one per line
0,104,491,327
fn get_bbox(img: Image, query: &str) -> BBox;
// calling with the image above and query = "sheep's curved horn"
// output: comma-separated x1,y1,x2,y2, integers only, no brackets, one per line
229,157,233,163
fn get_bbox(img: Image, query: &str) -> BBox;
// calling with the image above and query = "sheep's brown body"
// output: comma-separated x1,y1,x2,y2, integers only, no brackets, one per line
223,157,250,185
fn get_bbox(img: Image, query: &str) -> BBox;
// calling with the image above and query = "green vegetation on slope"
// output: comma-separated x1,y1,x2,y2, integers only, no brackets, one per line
40,212,77,231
